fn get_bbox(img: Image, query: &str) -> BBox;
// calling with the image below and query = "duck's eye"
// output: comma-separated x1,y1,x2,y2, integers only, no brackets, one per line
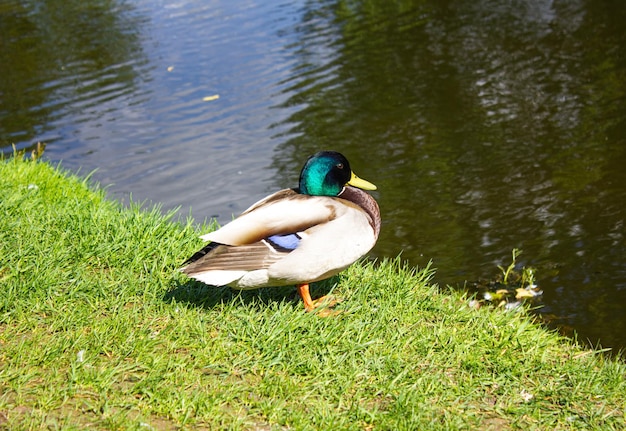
336,163,344,169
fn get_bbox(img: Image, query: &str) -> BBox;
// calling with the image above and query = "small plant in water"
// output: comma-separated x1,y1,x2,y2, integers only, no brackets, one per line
497,248,521,285
468,248,543,310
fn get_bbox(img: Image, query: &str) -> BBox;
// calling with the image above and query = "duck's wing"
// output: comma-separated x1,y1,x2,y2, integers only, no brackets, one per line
181,241,281,270
181,190,342,286
200,189,340,246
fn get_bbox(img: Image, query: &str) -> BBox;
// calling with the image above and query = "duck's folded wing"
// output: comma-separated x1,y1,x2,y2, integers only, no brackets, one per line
181,239,286,278
201,190,339,246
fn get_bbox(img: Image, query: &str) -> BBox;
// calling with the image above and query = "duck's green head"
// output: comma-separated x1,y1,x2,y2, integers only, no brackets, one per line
299,151,377,196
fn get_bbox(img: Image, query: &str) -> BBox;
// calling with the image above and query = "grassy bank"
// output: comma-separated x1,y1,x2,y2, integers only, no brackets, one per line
1,156,625,430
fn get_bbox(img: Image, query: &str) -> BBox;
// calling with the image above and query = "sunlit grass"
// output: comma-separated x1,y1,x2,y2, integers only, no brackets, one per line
1,156,625,430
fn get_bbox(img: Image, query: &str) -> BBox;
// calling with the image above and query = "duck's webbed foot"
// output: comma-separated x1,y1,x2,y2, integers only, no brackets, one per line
297,283,342,317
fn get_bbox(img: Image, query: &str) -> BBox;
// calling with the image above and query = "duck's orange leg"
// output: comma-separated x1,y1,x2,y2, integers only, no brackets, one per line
297,283,340,316
297,283,316,312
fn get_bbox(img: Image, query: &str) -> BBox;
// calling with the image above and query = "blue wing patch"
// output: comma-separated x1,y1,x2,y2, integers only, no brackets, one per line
267,233,301,251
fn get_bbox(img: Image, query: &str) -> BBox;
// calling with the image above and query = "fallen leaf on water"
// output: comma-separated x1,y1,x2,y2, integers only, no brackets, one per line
516,288,536,299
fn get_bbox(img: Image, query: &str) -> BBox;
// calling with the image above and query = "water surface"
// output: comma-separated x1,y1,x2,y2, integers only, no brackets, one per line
2,0,625,353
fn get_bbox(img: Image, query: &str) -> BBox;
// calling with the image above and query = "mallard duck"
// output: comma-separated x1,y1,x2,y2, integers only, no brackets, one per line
181,151,381,313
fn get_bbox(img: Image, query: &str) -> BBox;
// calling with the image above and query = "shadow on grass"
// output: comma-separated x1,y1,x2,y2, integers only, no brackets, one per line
163,277,340,312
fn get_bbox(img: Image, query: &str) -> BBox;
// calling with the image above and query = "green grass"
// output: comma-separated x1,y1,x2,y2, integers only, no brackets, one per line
1,156,625,430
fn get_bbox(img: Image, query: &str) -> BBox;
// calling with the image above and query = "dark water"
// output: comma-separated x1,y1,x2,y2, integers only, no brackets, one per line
2,1,626,353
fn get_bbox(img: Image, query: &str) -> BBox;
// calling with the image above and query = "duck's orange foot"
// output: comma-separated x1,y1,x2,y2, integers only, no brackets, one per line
309,295,344,317
297,284,343,317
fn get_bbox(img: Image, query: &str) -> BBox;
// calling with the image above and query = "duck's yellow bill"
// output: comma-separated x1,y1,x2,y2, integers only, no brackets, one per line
347,171,377,191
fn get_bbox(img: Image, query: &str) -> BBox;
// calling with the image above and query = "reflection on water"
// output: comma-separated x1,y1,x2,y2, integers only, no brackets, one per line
0,0,149,146
2,0,626,353
1,0,303,220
